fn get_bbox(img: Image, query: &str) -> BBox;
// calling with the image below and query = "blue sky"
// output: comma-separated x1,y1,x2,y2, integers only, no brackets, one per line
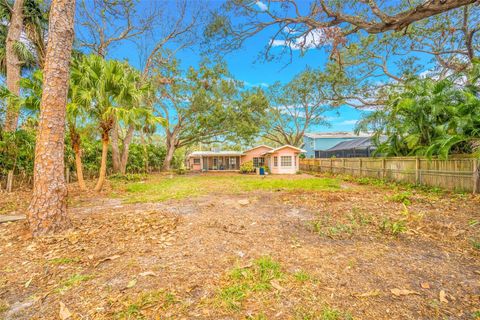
79,0,367,133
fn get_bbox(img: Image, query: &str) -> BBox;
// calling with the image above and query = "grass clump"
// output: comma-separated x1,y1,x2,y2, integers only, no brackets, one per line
115,290,179,319
380,218,407,236
388,191,413,205
218,256,284,311
293,270,311,282
294,306,353,320
56,273,93,293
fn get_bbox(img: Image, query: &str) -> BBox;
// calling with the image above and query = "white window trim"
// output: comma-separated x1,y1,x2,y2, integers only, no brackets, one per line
280,156,292,167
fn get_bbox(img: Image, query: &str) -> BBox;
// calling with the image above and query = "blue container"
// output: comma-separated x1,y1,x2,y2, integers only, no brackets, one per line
259,167,265,175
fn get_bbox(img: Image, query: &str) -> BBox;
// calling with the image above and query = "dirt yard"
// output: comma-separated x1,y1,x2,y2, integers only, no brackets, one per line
0,173,479,319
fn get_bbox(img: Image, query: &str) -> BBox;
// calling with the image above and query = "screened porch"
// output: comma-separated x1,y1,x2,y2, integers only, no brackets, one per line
201,156,241,171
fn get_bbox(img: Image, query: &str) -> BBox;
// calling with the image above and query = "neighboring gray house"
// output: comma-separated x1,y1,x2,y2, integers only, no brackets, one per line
303,132,371,158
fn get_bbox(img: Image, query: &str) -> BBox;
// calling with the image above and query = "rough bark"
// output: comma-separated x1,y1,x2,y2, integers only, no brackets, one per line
94,130,109,192
26,0,76,236
69,126,86,191
120,125,135,174
4,0,25,132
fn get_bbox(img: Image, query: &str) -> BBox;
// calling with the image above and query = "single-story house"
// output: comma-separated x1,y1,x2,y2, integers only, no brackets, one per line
187,145,306,174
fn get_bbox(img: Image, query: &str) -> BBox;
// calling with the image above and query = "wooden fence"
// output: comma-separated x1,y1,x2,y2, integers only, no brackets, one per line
300,156,480,193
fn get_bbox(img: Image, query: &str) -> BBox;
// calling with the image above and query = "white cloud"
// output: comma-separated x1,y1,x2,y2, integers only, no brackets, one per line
270,29,333,51
243,80,269,88
256,1,268,11
338,119,359,125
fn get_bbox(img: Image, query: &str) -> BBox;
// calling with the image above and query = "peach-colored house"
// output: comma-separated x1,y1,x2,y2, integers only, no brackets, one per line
187,145,305,174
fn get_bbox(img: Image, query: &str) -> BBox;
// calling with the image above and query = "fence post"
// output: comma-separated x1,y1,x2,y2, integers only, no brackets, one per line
342,158,346,174
6,170,13,193
415,157,420,185
330,158,333,174
359,158,362,177
473,159,479,194
382,158,386,179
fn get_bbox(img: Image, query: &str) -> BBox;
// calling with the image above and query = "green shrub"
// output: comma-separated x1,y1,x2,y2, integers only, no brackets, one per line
240,160,254,173
380,218,407,235
109,173,147,182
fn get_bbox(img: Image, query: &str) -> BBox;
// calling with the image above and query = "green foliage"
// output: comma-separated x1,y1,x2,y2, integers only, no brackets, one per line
56,274,93,293
155,58,269,152
389,191,413,205
357,64,480,158
380,218,407,236
240,160,254,173
0,129,36,177
109,173,147,182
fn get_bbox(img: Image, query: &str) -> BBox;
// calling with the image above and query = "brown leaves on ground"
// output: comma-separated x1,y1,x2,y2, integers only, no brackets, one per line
0,173,479,319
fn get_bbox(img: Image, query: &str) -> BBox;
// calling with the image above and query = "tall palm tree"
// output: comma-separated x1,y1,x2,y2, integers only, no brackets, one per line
72,54,151,191
26,0,76,236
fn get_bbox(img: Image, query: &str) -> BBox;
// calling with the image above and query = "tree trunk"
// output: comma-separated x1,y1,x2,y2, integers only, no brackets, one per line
110,121,121,173
94,131,109,192
70,128,86,191
4,0,25,132
26,0,76,236
119,125,135,174
162,138,176,171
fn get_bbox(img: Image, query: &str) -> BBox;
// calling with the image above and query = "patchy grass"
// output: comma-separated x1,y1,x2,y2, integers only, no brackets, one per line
380,218,408,236
112,173,341,203
293,270,311,282
56,274,93,294
217,256,284,310
388,191,413,205
114,290,179,319
294,306,353,320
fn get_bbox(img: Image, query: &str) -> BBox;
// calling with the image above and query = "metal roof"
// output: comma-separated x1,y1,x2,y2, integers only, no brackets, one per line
304,132,371,139
326,137,375,151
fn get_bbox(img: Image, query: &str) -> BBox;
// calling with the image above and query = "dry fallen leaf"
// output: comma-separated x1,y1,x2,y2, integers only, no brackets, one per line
391,288,419,296
59,301,72,320
139,271,157,277
355,289,381,297
439,290,448,303
270,280,285,292
94,255,121,267
127,279,137,288
420,282,430,289
24,277,33,288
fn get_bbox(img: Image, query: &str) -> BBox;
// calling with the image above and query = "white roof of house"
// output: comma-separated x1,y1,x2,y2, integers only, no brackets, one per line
188,151,244,157
243,145,274,152
304,132,371,139
262,145,307,154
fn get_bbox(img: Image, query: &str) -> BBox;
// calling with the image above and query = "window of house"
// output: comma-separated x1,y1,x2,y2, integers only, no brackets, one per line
273,156,278,167
193,158,200,164
253,157,265,168
281,156,292,167
294,155,296,166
